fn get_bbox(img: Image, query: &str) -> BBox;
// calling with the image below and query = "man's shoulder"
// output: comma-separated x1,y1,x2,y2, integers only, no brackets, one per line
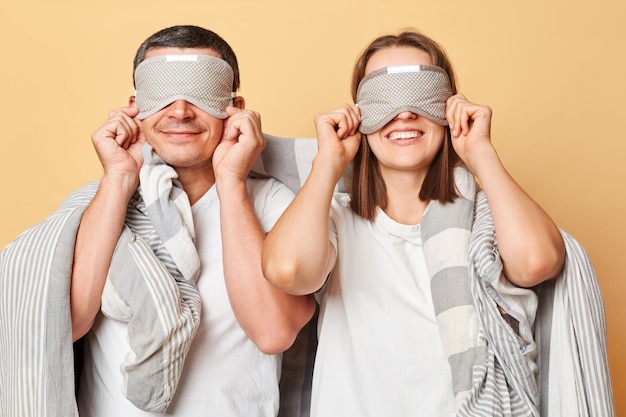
245,176,294,230
58,181,102,210
245,176,294,200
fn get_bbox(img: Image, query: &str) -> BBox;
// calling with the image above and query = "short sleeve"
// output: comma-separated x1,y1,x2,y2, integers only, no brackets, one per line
246,177,295,233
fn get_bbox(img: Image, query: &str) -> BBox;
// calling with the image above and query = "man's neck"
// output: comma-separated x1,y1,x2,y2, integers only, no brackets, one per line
177,167,216,205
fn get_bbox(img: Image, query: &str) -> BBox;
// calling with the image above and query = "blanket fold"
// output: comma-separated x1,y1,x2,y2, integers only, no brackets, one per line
1,185,94,417
99,144,202,413
0,145,202,415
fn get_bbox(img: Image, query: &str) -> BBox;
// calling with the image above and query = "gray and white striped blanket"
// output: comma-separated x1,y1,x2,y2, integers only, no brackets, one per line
0,136,615,417
0,144,201,416
256,136,615,417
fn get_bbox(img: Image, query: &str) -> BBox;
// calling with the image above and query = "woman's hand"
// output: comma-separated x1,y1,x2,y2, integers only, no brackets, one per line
446,94,493,174
313,104,362,179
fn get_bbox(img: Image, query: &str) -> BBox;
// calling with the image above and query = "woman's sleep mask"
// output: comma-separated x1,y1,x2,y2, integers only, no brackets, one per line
134,54,235,120
356,65,453,134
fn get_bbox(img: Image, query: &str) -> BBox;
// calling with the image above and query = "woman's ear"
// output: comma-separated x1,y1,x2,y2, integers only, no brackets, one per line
232,96,245,109
128,96,136,107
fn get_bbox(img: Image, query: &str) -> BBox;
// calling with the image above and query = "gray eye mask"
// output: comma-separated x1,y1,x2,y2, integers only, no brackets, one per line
134,54,234,120
356,65,453,134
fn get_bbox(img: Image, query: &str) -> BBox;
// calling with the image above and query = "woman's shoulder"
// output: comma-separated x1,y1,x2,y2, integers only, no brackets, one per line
332,192,351,207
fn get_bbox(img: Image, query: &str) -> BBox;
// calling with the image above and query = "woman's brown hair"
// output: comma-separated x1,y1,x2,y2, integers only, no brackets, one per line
349,29,461,220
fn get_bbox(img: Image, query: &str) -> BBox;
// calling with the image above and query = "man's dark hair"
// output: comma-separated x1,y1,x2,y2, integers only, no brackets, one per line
132,25,240,91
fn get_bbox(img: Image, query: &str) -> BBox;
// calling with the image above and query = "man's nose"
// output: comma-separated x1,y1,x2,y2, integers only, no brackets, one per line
166,100,196,119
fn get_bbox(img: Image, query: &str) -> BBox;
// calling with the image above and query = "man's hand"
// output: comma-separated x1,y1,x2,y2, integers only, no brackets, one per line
92,106,145,179
213,106,265,184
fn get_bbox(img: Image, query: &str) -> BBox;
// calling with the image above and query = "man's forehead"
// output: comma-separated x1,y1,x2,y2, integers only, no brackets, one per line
143,46,221,60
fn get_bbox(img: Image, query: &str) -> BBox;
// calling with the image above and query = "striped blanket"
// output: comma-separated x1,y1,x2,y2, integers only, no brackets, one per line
0,135,615,417
0,144,202,415
255,136,616,417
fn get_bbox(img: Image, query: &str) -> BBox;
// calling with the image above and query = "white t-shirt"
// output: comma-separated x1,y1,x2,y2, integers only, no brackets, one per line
78,178,294,417
311,193,456,417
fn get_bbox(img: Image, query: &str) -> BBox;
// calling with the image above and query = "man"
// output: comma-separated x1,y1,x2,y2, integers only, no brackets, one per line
0,25,314,417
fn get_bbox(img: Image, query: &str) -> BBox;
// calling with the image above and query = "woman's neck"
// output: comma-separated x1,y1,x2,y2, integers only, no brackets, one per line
380,169,429,225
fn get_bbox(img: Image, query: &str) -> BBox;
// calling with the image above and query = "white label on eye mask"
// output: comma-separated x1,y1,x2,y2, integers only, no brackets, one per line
387,65,425,74
165,54,199,62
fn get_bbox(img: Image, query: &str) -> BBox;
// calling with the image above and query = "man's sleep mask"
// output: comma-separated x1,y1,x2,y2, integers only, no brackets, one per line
356,65,453,134
134,54,234,120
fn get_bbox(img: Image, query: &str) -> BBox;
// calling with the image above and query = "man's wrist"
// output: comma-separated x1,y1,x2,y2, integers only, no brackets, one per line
100,172,139,199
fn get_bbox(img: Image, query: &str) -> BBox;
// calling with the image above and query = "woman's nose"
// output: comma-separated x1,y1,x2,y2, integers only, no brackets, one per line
394,111,418,121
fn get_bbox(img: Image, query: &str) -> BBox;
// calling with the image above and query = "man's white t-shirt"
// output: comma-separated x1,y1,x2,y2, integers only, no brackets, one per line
311,193,456,417
78,178,294,417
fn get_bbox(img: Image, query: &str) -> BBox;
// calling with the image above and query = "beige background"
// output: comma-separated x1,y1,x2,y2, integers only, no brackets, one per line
1,0,624,413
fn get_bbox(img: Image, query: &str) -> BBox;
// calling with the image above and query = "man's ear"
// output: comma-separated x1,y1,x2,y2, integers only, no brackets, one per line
232,96,245,109
129,96,136,107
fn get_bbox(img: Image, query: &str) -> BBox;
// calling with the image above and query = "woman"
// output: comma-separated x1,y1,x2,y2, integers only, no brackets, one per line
263,29,565,416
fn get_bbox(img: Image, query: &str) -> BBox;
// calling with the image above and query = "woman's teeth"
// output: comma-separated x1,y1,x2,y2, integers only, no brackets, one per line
388,131,422,140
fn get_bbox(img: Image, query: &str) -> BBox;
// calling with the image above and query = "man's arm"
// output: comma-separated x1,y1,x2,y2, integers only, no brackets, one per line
71,107,144,341
214,107,316,355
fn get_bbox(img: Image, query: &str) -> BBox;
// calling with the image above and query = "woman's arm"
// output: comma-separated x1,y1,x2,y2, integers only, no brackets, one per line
446,94,565,287
262,104,362,295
